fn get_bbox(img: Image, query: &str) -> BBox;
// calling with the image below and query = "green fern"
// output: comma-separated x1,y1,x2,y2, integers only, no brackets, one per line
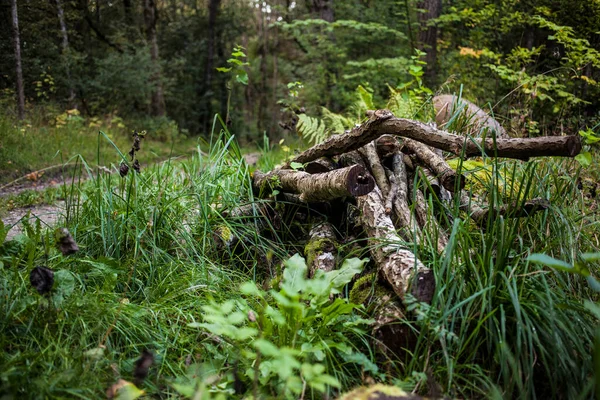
321,107,354,135
297,114,329,145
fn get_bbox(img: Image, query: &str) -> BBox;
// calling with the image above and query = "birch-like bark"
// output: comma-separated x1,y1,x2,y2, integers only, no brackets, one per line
11,0,25,120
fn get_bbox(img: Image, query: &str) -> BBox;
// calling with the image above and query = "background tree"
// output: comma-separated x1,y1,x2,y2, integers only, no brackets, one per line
10,0,25,120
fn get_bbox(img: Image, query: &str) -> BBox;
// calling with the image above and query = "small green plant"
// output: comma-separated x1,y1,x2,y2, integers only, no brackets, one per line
217,46,250,125
184,254,373,398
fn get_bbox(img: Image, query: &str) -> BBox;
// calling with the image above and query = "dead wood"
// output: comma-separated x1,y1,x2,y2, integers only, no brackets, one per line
288,110,581,164
304,157,337,174
434,94,509,138
358,141,391,199
356,185,435,303
403,138,466,192
387,154,421,240
419,168,441,197
253,164,375,202
304,221,338,277
460,193,551,225
375,134,401,161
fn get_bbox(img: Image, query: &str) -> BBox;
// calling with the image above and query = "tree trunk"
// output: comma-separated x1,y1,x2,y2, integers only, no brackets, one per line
55,0,76,107
417,0,441,85
11,0,25,120
143,0,166,116
311,0,333,22
203,0,221,130
123,0,134,29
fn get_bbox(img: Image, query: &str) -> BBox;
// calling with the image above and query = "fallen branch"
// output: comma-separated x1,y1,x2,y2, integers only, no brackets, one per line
460,193,551,225
403,138,465,192
358,141,391,198
288,110,581,164
253,164,375,202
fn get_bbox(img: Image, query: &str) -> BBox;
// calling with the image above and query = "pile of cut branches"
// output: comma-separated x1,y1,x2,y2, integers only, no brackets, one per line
227,109,581,358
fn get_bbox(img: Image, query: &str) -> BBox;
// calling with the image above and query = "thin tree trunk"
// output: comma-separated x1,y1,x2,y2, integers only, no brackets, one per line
123,0,134,27
143,0,166,116
258,6,268,135
203,0,221,130
311,0,333,22
11,0,25,120
55,0,76,107
417,0,441,85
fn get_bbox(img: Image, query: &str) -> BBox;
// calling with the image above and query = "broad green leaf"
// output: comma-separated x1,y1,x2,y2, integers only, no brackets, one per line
240,281,264,297
282,254,308,294
575,152,592,166
114,381,144,400
290,162,304,170
52,270,76,306
216,67,232,72
326,257,367,292
253,338,279,356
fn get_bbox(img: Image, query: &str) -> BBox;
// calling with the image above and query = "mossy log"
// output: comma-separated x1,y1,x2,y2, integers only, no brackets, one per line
253,164,375,202
304,221,338,277
287,110,581,164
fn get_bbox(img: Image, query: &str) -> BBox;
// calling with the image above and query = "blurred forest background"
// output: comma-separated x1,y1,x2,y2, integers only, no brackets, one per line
1,0,599,144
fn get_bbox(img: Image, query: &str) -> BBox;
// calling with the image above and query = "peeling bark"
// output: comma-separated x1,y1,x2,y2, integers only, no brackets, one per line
387,154,421,240
253,164,375,202
375,134,401,161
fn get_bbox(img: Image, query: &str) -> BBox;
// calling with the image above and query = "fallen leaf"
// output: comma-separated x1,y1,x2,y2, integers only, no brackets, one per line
55,228,79,256
133,350,154,386
30,266,54,295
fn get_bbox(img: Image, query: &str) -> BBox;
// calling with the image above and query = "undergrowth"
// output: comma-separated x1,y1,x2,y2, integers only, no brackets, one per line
0,115,598,399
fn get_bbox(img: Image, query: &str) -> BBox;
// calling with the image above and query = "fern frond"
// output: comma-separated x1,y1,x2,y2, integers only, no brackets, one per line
297,114,329,145
321,107,354,135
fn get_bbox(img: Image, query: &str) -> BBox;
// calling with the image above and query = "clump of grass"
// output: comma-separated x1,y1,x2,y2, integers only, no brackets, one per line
397,155,598,398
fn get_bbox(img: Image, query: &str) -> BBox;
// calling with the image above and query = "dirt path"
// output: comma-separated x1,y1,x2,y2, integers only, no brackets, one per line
2,202,66,241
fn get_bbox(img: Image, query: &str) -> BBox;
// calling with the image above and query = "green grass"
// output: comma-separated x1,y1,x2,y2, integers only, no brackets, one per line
0,113,599,399
0,109,199,186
